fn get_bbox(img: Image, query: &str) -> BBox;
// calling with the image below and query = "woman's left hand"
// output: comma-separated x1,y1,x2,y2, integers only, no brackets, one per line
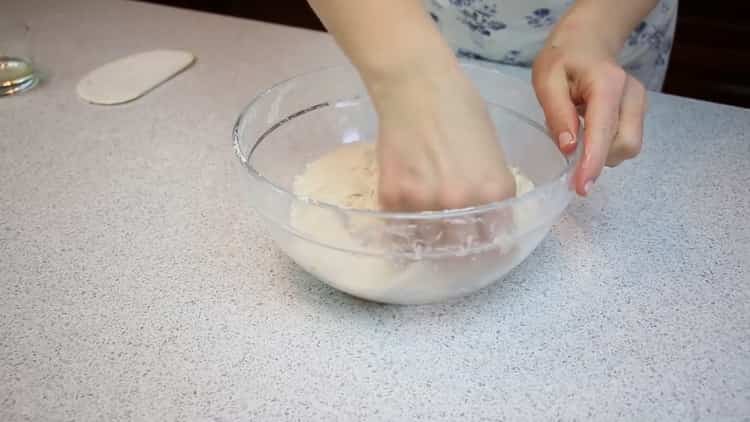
532,25,647,196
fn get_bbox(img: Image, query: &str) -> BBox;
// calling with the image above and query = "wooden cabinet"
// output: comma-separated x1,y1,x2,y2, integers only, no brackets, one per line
144,0,324,30
664,1,750,107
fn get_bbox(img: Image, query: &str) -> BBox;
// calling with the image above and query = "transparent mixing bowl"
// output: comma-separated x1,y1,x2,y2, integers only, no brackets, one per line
233,62,581,305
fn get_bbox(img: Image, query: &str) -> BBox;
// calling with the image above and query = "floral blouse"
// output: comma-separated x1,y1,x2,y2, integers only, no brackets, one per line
425,0,678,91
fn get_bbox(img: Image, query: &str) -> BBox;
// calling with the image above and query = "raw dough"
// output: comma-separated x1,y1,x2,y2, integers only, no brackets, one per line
286,142,538,304
293,142,379,210
77,49,195,105
293,142,533,210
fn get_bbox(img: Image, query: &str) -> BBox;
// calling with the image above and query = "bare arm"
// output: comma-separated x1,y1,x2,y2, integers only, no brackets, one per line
306,0,456,87
306,0,517,211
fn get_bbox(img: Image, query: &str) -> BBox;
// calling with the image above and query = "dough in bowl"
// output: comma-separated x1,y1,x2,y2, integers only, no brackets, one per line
293,142,533,211
287,142,536,304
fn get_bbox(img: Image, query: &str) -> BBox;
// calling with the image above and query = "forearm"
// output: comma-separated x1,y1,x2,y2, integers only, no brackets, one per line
552,0,660,56
307,0,458,87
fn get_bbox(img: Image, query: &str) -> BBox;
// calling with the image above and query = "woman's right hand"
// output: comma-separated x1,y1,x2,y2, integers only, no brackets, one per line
369,59,517,212
308,0,516,212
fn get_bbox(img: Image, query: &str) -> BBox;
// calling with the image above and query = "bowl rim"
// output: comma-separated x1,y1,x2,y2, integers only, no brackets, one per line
233,61,582,221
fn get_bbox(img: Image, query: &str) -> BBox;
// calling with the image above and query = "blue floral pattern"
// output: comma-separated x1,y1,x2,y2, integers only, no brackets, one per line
449,0,507,36
525,8,556,29
457,48,501,63
623,13,675,78
457,48,532,67
426,0,678,91
647,26,673,66
500,49,532,67
627,22,648,46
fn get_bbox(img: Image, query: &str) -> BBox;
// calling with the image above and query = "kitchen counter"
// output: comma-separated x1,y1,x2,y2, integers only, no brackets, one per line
1,1,748,420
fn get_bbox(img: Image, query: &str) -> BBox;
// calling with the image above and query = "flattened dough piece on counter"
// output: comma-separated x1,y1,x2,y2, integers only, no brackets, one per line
76,49,195,105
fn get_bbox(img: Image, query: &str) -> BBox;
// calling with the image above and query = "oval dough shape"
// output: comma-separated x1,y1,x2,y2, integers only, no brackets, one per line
77,49,195,105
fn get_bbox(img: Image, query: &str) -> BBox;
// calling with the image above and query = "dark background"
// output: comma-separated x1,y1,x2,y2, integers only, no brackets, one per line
140,0,750,108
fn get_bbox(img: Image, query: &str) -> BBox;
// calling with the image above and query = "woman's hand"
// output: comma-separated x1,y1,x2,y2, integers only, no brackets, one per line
308,0,517,212
532,15,648,196
371,60,517,212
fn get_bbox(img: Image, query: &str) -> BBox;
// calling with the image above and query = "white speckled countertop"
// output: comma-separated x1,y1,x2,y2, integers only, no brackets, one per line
2,0,749,420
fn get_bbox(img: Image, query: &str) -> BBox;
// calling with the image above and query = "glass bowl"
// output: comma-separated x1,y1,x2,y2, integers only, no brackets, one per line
233,62,581,305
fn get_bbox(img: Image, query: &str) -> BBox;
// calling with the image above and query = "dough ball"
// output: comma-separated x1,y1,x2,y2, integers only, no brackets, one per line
293,142,533,210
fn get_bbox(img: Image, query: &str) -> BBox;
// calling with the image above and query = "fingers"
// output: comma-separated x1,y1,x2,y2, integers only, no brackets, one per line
379,169,437,212
576,65,627,196
382,173,516,212
380,178,516,257
533,56,581,154
607,75,646,167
